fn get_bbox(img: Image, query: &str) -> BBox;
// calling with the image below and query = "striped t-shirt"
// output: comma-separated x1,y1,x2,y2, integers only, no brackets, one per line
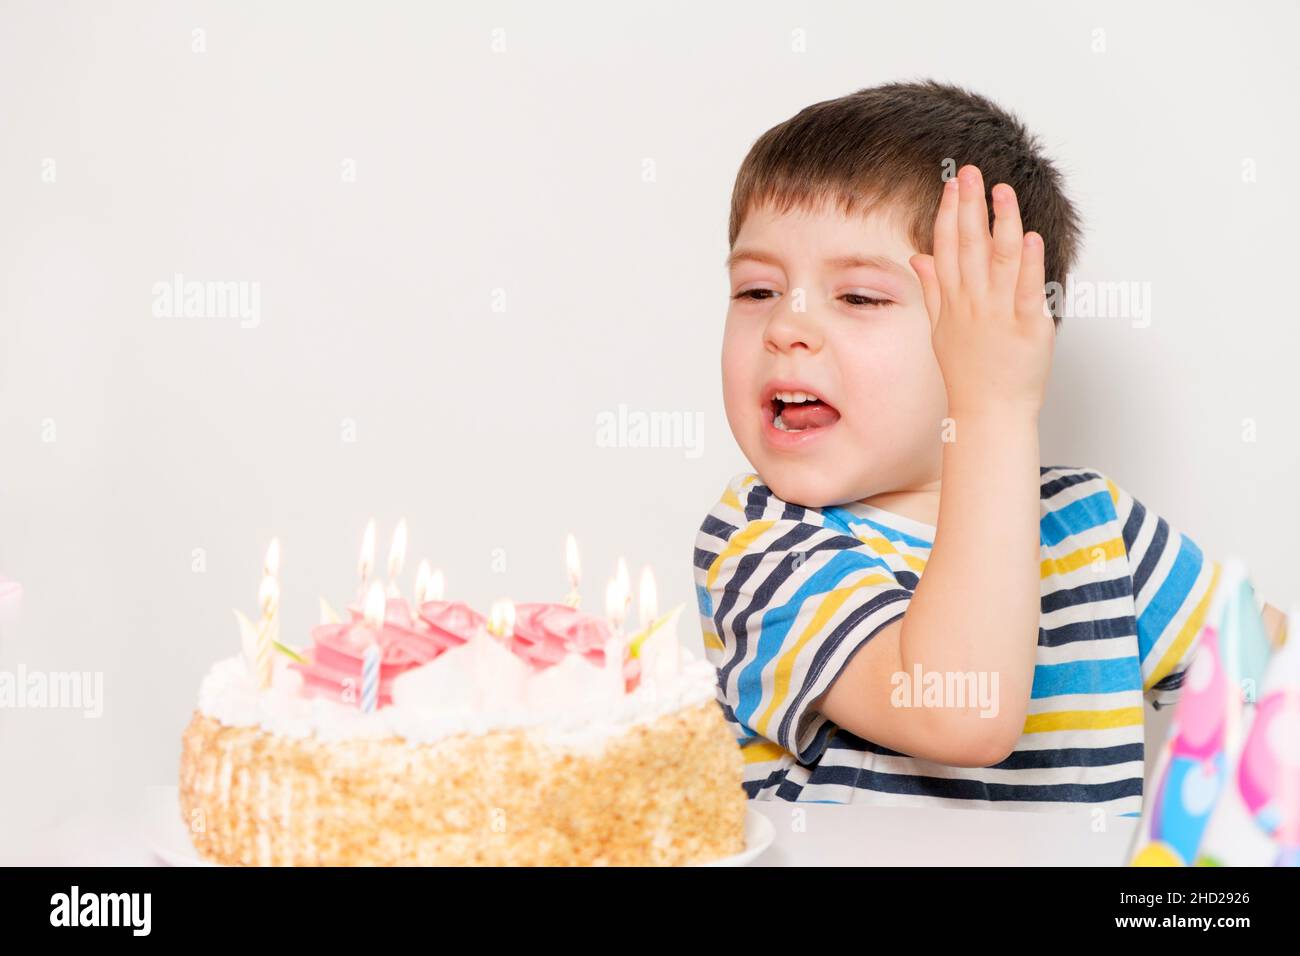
692,466,1223,816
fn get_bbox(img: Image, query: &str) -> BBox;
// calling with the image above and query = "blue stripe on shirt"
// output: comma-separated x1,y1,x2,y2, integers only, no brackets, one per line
1136,533,1203,662
1030,656,1142,698
1040,489,1115,547
734,548,893,730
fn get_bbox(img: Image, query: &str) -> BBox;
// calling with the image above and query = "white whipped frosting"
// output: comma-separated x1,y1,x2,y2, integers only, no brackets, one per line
196,627,719,752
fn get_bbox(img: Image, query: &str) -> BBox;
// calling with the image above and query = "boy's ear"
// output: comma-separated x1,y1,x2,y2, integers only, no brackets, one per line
909,253,942,333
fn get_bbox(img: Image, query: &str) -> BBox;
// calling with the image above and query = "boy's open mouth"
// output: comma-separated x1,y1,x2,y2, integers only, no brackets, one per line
765,387,841,433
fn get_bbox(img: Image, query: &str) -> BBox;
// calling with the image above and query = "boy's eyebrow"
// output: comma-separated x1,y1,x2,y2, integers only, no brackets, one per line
725,248,913,280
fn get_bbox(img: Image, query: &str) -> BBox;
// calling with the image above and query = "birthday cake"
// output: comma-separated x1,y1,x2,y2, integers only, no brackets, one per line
178,531,746,866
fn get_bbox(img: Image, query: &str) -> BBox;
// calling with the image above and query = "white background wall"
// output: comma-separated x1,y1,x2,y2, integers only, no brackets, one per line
1,1,1296,856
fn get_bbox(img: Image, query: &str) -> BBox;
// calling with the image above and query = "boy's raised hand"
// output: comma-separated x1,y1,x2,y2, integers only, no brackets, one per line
909,165,1054,420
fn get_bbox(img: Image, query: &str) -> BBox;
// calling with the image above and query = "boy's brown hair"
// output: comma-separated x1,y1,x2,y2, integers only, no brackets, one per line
728,79,1082,327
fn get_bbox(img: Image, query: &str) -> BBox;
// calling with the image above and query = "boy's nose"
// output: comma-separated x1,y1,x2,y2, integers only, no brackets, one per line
763,293,824,353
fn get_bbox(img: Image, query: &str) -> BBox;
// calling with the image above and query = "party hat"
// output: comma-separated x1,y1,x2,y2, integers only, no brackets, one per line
1129,556,1272,865
1196,604,1298,866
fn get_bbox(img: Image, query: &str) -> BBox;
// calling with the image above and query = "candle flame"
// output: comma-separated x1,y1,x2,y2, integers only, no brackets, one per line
488,598,516,639
363,580,387,630
414,559,432,606
358,519,376,583
258,574,280,618
264,537,281,578
565,533,581,588
429,568,445,602
638,565,657,630
388,518,408,582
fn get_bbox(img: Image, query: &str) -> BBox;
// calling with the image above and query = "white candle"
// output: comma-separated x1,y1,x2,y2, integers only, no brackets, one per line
363,579,386,627
605,577,626,635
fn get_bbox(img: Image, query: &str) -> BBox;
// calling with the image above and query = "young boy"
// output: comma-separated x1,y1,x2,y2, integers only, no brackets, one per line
693,80,1285,815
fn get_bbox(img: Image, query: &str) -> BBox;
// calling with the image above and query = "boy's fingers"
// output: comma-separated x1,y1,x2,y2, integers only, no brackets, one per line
956,165,990,297
910,254,942,333
989,183,1023,302
933,176,961,301
1015,231,1048,323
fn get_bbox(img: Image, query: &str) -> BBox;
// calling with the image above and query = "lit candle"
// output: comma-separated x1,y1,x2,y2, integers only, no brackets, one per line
256,567,279,686
387,518,408,599
563,533,581,608
360,580,386,713
264,537,281,580
638,564,657,632
363,579,386,630
414,559,432,607
357,519,376,602
488,598,516,642
605,576,626,635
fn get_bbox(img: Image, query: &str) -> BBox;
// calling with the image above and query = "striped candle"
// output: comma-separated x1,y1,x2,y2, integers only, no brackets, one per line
361,641,380,714
359,580,386,712
255,573,279,690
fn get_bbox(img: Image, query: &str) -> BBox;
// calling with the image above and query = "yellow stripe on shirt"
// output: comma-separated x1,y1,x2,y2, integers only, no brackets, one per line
1040,537,1126,579
1022,707,1144,734
754,573,895,738
720,486,743,515
1144,559,1222,690
855,533,928,572
741,739,789,764
706,519,775,591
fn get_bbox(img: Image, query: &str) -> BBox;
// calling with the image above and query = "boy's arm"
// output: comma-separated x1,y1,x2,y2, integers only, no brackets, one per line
820,166,1051,767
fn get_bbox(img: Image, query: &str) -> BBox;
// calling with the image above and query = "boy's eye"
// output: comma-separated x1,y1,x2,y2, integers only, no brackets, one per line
841,293,890,308
731,289,891,307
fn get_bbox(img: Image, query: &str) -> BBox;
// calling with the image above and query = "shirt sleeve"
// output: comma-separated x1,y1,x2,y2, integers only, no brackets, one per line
1107,475,1224,710
695,482,914,765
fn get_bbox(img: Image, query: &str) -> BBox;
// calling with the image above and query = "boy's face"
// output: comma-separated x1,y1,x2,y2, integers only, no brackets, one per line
722,199,948,508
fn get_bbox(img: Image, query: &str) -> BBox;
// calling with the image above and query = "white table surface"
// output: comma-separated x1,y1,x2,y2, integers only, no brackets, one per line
6,792,1138,866
749,800,1137,866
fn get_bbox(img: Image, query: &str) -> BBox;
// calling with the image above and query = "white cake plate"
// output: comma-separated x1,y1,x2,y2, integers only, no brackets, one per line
145,785,773,867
